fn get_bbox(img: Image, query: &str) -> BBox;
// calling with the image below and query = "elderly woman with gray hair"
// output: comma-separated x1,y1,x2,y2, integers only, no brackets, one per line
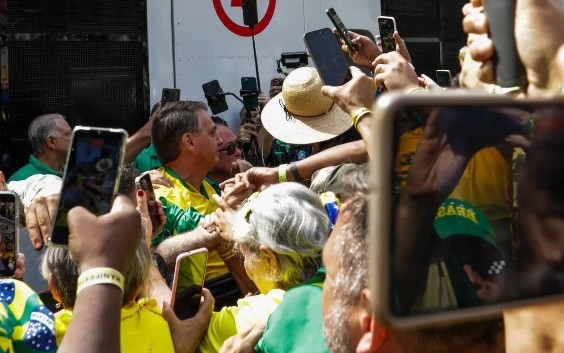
197,182,333,353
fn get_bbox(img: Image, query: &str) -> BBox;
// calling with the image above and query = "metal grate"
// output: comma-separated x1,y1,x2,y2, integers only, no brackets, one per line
7,0,145,35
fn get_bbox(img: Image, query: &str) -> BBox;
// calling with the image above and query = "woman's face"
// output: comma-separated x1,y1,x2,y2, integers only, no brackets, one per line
239,244,278,294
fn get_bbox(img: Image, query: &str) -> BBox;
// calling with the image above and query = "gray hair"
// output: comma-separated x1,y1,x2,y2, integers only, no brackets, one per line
232,182,330,290
41,238,152,307
28,114,65,154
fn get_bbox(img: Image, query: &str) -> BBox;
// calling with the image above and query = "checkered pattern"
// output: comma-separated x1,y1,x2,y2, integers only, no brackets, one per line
487,260,506,275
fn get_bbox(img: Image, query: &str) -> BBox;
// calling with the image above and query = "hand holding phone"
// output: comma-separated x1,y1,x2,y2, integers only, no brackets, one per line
171,249,208,320
240,77,259,109
135,172,164,236
50,127,128,247
326,8,357,53
0,191,19,277
303,28,351,86
378,16,397,53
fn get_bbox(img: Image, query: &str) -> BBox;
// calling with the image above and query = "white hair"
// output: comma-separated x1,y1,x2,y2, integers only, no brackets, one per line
232,182,330,289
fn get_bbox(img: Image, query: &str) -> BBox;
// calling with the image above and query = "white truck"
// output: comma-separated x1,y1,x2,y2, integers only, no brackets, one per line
146,0,380,127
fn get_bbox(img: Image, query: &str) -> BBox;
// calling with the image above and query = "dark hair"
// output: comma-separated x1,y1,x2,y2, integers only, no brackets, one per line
118,164,140,196
151,100,208,164
211,115,229,127
28,114,66,154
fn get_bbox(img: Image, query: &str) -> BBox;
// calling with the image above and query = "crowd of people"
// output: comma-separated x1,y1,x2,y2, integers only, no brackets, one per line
0,0,562,352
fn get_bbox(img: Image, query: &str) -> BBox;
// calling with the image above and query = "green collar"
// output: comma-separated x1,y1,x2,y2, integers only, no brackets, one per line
30,155,63,176
164,166,209,199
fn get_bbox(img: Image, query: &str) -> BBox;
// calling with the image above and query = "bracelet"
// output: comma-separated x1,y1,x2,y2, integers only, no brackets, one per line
77,267,125,295
219,248,238,261
288,162,303,182
278,164,288,183
351,107,373,129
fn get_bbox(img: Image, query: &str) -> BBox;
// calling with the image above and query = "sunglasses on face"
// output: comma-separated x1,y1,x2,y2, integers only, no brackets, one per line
218,141,241,156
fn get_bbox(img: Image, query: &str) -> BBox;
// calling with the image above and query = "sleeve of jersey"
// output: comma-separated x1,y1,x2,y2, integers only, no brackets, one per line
152,197,206,246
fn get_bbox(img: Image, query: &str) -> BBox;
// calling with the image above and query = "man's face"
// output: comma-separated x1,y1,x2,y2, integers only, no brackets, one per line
53,118,72,156
211,125,242,176
191,110,223,169
322,210,358,353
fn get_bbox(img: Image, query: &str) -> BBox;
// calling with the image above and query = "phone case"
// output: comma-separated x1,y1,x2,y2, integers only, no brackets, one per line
369,93,564,328
378,16,397,53
170,248,209,319
0,191,19,277
49,126,128,248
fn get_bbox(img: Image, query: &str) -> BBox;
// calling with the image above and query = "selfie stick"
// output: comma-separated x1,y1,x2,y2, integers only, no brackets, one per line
242,0,261,91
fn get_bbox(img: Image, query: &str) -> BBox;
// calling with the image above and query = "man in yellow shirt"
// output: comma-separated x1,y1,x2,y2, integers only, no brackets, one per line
151,101,243,308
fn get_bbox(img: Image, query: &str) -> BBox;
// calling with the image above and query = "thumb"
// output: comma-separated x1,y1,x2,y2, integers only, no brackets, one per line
161,301,179,324
136,190,149,216
320,84,337,97
348,66,365,78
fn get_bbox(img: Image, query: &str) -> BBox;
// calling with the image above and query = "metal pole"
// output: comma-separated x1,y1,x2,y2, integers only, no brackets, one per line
250,25,261,91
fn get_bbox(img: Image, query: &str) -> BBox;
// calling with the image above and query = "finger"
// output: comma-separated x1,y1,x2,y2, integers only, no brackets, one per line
136,189,149,217
240,324,266,346
477,60,496,84
468,37,494,61
372,53,390,67
25,204,44,250
198,288,215,314
231,161,240,175
32,197,53,249
373,72,388,88
320,84,337,97
462,10,488,34
161,301,180,325
14,253,25,279
212,194,231,211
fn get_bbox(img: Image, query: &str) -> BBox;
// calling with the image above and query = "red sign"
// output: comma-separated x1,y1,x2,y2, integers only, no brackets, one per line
213,0,276,37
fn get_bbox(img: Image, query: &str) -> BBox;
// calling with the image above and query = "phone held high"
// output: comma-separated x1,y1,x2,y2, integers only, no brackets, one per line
49,126,128,247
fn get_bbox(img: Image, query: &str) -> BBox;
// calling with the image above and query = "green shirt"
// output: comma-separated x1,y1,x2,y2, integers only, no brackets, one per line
256,267,328,353
133,144,162,173
8,155,62,182
204,177,222,195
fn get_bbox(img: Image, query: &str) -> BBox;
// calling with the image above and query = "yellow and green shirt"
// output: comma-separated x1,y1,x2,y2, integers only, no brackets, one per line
54,298,174,353
0,280,57,353
154,167,228,281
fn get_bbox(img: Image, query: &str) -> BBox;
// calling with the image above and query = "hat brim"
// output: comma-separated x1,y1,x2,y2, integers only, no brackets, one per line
260,92,353,145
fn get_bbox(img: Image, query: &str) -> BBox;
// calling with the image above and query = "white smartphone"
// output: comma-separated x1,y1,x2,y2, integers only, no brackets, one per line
377,16,397,53
170,248,208,320
49,126,128,247
369,93,564,328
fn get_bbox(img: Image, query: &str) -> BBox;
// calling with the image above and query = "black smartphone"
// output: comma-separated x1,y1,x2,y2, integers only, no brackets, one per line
202,80,229,115
161,88,181,105
135,171,163,233
436,70,452,87
0,191,19,277
240,77,259,109
171,248,208,319
369,93,564,328
378,16,397,53
482,0,527,88
303,28,351,86
326,8,357,53
49,126,128,247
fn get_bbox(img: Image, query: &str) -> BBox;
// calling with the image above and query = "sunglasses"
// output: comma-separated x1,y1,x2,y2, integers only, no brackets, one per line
218,141,241,156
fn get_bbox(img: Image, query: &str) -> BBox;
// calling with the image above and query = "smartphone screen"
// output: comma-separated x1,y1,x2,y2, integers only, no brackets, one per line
0,192,18,277
370,95,564,327
326,8,356,53
202,80,229,114
171,249,208,320
135,172,163,232
50,127,128,247
161,88,181,105
303,28,350,86
378,16,396,53
240,77,259,109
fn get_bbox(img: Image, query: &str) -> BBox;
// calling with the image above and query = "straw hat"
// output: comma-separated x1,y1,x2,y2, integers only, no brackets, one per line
261,67,352,145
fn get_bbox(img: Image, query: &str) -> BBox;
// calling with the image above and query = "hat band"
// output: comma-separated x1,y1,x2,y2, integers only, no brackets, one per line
279,99,335,122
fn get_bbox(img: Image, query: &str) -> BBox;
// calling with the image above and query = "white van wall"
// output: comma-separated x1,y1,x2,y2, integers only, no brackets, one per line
147,0,380,129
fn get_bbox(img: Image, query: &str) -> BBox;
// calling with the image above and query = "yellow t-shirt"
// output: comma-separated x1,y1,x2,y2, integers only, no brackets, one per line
395,128,512,221
55,298,175,353
198,289,285,353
